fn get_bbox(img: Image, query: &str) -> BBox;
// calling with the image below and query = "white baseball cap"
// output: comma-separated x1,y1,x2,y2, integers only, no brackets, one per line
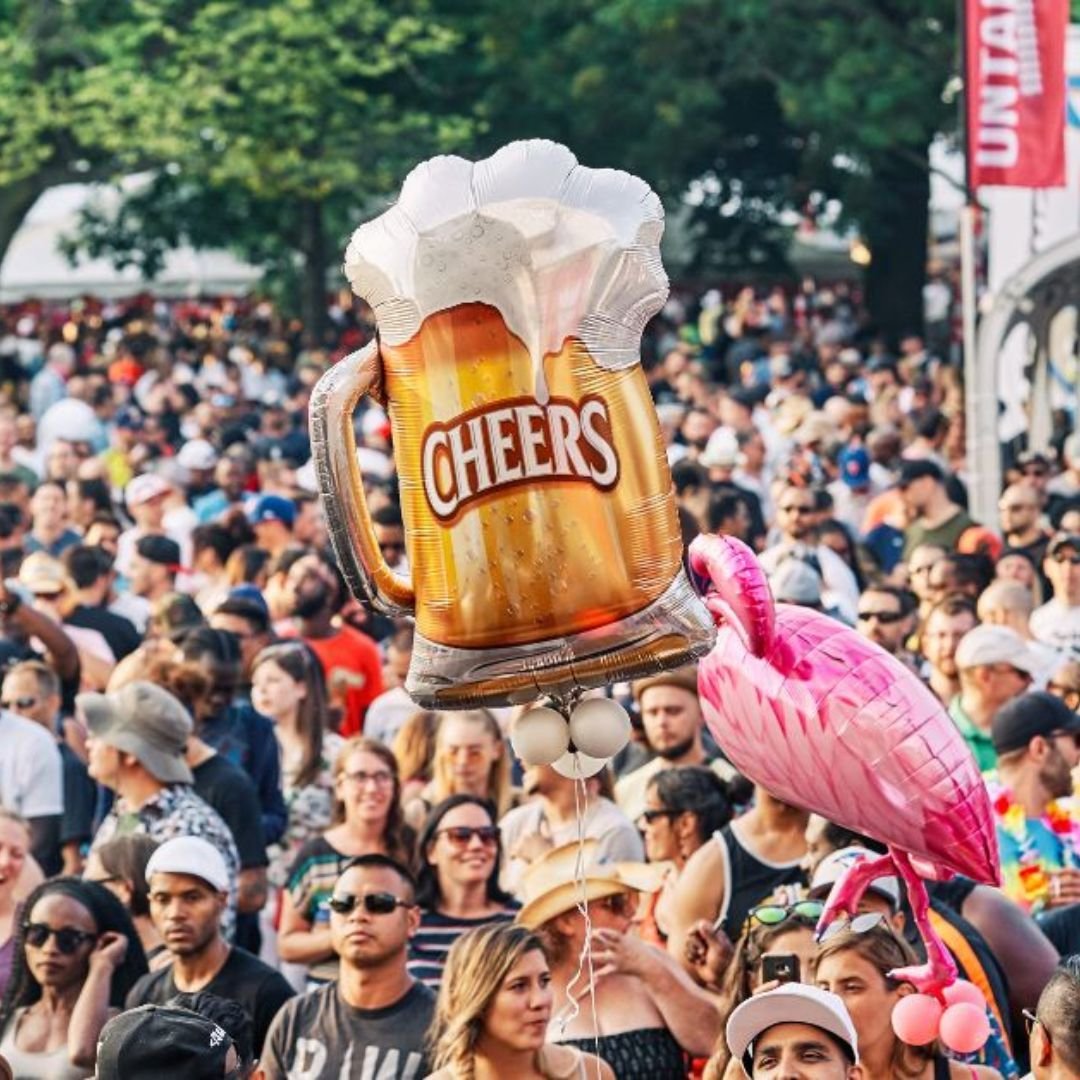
809,847,901,911
125,473,172,507
953,624,1041,675
144,836,230,894
176,439,219,472
727,984,859,1075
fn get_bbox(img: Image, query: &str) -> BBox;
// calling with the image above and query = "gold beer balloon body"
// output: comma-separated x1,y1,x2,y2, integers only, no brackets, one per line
311,140,714,708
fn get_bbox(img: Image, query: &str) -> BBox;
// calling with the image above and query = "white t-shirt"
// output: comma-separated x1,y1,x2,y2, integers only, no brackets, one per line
0,712,62,818
1030,599,1080,654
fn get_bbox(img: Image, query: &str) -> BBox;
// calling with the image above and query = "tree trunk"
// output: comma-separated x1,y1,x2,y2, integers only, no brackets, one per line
862,146,931,350
299,198,328,345
0,176,52,291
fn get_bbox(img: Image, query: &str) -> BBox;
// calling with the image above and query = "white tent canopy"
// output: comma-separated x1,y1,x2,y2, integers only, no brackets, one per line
0,181,262,302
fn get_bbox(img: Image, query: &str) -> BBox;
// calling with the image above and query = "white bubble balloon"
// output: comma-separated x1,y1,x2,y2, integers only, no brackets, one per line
551,749,607,779
569,697,631,760
510,706,570,766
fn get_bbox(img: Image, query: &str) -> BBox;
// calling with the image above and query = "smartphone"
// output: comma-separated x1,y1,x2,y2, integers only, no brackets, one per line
761,953,801,985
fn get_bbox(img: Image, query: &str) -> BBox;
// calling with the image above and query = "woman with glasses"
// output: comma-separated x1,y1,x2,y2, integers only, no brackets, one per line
637,766,734,947
82,834,167,970
403,710,518,831
410,795,517,990
250,643,342,895
814,925,1003,1080
520,841,720,1080
703,889,823,1080
0,877,147,1078
278,738,413,989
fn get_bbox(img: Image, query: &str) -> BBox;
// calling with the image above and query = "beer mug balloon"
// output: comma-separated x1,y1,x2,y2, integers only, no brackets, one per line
311,140,714,720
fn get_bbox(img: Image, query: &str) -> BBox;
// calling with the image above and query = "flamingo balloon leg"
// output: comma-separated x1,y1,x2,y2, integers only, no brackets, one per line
689,534,1000,1000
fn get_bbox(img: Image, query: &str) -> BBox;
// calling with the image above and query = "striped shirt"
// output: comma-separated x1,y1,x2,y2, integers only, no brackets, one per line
407,908,516,990
286,835,355,985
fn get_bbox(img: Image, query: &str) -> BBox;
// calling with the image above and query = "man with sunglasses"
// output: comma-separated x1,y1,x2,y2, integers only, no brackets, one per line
1032,534,1080,653
989,692,1080,956
1028,956,1080,1080
261,854,435,1080
854,585,917,670
126,837,294,1059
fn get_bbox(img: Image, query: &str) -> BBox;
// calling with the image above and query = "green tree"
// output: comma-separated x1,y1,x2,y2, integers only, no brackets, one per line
66,0,470,336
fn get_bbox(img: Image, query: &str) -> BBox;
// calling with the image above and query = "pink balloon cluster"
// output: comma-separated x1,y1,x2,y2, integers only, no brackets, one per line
891,981,991,1054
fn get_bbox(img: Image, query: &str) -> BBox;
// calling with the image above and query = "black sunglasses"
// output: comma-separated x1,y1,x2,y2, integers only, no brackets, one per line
23,923,97,953
327,891,414,916
857,610,905,625
436,826,500,847
2,695,37,711
638,808,683,824
1053,552,1080,565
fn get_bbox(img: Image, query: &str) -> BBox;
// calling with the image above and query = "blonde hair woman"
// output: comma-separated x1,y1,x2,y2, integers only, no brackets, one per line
427,923,613,1080
404,711,517,831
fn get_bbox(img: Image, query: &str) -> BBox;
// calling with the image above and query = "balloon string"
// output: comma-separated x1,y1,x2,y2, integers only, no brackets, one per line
555,765,603,1080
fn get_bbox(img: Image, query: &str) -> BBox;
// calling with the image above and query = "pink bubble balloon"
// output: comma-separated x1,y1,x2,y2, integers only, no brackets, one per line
942,980,987,1011
891,994,944,1046
939,1003,991,1054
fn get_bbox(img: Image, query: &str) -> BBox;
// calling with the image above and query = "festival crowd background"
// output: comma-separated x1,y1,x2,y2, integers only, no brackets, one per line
0,279,1076,1079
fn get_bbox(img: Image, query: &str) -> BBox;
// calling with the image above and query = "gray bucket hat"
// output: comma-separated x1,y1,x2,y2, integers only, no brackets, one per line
78,681,193,784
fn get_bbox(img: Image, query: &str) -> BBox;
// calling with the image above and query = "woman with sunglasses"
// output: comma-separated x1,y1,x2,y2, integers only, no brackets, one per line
278,737,413,988
0,877,147,1078
703,889,824,1080
637,765,734,947
410,795,517,990
426,922,614,1080
814,925,1002,1080
520,841,720,1080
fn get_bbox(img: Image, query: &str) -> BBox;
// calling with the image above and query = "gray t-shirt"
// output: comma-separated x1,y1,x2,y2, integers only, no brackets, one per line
261,979,435,1080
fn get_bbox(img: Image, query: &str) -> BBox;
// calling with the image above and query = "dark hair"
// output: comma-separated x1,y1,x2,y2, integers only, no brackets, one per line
915,409,949,441
818,820,887,857
62,544,111,589
648,765,734,843
415,795,513,911
225,545,271,587
860,583,917,618
192,524,238,567
706,490,747,534
73,477,112,514
1038,955,1080,1071
213,597,271,636
671,460,709,495
371,503,403,529
0,877,149,1029
94,834,160,917
939,552,994,597
341,853,418,900
925,595,977,622
168,991,255,1073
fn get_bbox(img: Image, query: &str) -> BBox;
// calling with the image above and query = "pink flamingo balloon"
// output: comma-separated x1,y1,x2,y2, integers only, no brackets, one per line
689,533,1000,996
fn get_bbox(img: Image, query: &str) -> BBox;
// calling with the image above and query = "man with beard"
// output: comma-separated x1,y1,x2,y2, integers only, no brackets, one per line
919,596,978,705
126,836,293,1056
614,669,737,823
990,692,1080,955
855,585,919,671
285,553,383,737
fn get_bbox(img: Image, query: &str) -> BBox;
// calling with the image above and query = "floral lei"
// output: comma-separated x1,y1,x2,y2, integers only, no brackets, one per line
985,774,1080,911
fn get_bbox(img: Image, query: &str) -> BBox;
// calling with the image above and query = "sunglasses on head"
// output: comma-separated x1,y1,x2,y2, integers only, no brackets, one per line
818,911,885,941
436,826,499,847
748,900,825,927
23,923,97,954
327,891,414,916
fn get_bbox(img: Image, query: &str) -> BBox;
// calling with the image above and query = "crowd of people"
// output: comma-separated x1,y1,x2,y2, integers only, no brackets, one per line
0,283,1077,1080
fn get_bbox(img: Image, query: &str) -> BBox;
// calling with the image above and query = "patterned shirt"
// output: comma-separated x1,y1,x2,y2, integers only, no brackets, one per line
407,908,516,991
91,783,241,939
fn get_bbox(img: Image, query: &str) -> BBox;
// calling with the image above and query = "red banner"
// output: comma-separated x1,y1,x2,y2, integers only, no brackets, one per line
965,0,1067,189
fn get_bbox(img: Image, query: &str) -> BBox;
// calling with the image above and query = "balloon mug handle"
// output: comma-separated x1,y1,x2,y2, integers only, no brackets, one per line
309,341,415,617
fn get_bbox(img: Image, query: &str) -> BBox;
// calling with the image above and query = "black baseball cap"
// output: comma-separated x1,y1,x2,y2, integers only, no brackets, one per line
1047,533,1080,558
96,1004,235,1079
136,535,182,568
991,692,1080,755
896,459,944,489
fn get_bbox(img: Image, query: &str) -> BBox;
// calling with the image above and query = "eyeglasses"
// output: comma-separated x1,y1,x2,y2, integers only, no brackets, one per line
327,891,415,916
1047,681,1080,703
436,826,499,847
2,696,38,712
1048,728,1080,749
637,808,682,825
1052,551,1080,565
1023,1008,1044,1039
818,911,885,941
748,900,825,927
857,610,905,624
23,923,97,953
341,769,394,788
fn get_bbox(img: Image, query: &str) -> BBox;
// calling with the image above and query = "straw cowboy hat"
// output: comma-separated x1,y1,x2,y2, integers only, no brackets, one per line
516,839,668,930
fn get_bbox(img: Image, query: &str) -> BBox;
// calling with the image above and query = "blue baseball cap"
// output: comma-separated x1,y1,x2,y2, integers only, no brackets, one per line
246,494,296,528
838,446,871,489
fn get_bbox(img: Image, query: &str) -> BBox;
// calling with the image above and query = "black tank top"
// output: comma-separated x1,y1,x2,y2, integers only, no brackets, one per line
716,822,806,940
562,1028,687,1080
